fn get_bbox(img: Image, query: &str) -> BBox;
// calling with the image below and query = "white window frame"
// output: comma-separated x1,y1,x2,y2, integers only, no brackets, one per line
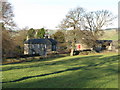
38,44,40,48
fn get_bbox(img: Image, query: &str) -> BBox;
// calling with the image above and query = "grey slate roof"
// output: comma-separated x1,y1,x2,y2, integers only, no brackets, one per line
24,38,57,45
96,40,112,44
48,38,57,45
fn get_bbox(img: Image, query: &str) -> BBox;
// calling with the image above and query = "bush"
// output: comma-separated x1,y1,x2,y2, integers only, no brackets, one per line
79,51,89,55
73,51,80,55
79,50,96,55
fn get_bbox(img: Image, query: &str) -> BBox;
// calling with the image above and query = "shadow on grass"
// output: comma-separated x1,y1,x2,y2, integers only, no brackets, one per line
3,64,118,88
2,55,119,85
45,55,103,65
2,55,103,71
2,54,68,65
2,54,119,72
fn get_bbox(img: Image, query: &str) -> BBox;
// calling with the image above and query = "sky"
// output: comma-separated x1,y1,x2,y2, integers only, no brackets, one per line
8,0,119,30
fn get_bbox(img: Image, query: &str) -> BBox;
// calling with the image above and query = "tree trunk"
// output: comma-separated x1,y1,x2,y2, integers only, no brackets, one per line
70,42,75,56
70,48,74,56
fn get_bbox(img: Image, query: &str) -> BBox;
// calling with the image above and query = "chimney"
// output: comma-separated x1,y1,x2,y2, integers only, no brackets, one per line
35,30,38,38
44,34,48,39
26,35,29,40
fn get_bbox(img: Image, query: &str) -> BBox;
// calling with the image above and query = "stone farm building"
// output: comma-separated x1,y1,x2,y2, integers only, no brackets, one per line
75,40,113,52
24,38,57,56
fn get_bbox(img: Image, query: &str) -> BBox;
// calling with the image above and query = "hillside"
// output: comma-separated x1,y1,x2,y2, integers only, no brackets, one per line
2,52,118,88
99,29,118,40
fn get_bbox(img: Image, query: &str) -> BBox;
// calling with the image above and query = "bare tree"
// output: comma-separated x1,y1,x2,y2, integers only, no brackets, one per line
58,7,85,56
81,10,117,48
59,7,85,30
1,0,16,58
1,0,16,30
83,10,116,39
2,25,15,57
59,8,116,55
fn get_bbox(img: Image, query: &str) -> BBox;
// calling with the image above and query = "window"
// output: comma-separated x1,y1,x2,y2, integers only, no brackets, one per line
52,45,56,51
45,44,46,49
38,44,40,48
32,44,34,48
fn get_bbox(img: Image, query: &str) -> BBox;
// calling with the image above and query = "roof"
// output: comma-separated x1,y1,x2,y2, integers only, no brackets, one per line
24,38,57,44
48,38,57,45
96,40,112,44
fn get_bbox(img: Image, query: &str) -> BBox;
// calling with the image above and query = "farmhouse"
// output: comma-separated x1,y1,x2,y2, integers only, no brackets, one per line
24,38,57,56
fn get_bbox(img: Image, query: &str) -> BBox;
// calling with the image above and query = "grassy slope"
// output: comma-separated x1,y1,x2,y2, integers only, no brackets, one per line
100,30,118,40
2,52,119,88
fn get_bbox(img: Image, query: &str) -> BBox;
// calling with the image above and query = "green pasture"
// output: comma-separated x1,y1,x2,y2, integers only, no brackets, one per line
100,30,118,40
1,52,119,88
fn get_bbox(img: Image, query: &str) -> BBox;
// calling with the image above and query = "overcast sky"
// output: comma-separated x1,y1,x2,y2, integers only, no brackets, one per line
8,0,119,30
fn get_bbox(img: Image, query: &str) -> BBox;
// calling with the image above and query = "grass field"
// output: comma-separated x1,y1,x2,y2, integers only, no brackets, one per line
1,52,119,88
100,30,118,40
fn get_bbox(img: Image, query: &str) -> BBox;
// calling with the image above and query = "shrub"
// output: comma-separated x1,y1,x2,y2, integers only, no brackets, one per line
79,50,96,55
